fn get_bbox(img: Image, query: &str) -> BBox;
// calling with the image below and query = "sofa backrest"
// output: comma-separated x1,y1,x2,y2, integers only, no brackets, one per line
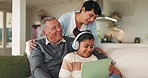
0,55,31,78
107,47,148,78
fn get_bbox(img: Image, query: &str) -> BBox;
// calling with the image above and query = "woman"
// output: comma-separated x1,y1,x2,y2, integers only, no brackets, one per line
58,31,122,78
58,0,101,47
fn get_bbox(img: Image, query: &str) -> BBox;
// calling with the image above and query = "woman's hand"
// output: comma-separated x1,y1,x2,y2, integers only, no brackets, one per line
109,64,123,78
29,39,36,52
95,48,108,57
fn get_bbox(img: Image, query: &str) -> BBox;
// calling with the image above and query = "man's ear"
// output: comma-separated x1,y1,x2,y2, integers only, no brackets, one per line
42,30,46,36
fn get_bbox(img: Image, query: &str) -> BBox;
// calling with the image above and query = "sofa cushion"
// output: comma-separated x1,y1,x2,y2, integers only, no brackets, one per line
105,47,148,78
0,56,31,78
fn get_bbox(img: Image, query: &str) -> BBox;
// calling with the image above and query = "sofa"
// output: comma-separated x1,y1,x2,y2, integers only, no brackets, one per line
0,55,31,78
100,43,148,78
1,43,148,78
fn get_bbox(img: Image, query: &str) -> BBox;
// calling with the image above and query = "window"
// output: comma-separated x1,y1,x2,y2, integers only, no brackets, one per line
6,12,12,47
0,11,12,48
0,11,3,47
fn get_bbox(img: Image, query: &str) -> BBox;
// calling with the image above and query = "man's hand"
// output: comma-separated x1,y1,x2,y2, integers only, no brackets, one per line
109,64,123,78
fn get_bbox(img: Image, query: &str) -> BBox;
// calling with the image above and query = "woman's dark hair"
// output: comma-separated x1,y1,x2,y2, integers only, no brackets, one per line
73,27,81,37
80,0,102,16
77,30,94,43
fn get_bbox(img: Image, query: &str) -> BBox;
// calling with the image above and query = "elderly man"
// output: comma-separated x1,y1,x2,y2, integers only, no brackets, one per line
28,17,122,78
28,17,74,78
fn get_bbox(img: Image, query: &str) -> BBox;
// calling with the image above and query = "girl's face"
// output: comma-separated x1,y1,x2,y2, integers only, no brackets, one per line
77,39,94,58
81,8,97,25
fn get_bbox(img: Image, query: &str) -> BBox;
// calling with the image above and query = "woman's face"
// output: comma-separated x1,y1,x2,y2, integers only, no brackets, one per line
77,39,94,58
81,8,97,25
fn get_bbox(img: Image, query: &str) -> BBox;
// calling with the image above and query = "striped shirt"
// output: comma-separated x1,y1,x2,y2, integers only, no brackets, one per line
59,52,98,78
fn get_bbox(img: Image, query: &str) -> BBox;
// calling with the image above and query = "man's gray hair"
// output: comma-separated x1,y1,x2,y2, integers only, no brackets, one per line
40,17,56,30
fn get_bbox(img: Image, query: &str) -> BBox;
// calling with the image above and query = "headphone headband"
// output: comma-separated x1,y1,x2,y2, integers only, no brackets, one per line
74,31,92,42
72,31,92,50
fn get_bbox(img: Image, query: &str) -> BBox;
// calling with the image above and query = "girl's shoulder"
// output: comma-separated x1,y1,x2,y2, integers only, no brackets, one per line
63,52,77,62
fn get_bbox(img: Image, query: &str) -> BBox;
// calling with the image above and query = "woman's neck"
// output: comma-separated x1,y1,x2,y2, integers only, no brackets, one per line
75,12,83,30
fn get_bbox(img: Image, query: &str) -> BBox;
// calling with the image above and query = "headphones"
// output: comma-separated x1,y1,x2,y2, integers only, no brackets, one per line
72,31,92,50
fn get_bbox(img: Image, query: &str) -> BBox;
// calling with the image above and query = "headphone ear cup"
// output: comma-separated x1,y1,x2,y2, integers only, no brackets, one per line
75,41,79,50
72,40,79,50
72,31,92,50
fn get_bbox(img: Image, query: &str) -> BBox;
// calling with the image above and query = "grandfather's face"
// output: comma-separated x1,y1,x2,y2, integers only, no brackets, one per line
43,19,62,44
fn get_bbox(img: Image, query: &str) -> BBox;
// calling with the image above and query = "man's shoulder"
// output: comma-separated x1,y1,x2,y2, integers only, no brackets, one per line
35,37,46,44
32,38,46,50
63,36,75,52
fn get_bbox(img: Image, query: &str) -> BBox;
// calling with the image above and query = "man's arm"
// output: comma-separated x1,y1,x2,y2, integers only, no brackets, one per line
95,47,108,57
29,46,52,78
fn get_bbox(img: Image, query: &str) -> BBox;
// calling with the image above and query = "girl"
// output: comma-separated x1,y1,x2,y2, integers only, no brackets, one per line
59,31,121,78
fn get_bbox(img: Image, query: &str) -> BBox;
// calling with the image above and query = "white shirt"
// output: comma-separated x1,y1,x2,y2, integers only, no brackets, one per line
67,11,86,38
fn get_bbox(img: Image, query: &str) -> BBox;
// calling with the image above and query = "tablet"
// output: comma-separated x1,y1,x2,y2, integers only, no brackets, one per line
81,58,112,78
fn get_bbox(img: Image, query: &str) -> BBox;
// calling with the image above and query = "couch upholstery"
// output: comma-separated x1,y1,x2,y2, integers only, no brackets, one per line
0,55,31,78
100,43,148,78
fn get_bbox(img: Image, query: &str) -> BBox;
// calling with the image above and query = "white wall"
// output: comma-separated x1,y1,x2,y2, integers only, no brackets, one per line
119,0,148,43
97,0,148,43
0,3,11,10
26,8,34,40
33,2,82,24
46,2,82,18
102,0,112,16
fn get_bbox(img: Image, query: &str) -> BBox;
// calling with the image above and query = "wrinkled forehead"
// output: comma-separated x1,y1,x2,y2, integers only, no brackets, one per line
45,19,59,27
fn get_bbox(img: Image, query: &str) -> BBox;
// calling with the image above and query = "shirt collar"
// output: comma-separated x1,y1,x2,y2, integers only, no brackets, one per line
73,10,86,31
45,37,66,45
